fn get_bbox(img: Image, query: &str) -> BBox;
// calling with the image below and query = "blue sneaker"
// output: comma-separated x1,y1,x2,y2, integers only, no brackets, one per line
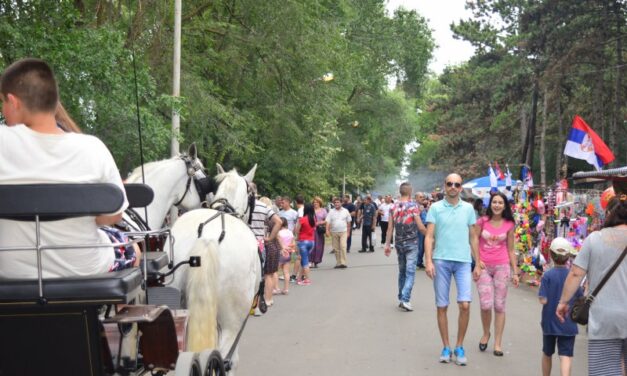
454,346,467,366
439,347,452,363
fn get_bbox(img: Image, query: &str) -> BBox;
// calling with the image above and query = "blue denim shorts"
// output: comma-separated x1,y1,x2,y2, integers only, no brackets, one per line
543,335,575,357
433,259,472,307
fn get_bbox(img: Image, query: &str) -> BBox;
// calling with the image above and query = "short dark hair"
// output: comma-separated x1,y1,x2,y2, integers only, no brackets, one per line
295,194,305,205
399,182,412,197
550,250,571,265
0,58,59,113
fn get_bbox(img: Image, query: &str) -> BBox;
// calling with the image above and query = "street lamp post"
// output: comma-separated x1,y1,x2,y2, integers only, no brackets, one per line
170,0,182,226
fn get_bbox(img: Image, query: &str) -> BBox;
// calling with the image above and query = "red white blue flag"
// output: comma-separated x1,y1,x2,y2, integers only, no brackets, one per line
493,161,505,180
564,115,615,171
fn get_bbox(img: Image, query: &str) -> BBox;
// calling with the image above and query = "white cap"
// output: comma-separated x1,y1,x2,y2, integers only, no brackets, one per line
550,237,575,256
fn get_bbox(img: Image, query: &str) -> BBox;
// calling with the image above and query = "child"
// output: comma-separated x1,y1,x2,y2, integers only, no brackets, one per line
277,218,295,294
0,58,128,278
538,237,583,376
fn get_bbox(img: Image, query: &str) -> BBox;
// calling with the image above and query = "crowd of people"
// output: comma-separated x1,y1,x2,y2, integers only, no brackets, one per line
251,174,626,376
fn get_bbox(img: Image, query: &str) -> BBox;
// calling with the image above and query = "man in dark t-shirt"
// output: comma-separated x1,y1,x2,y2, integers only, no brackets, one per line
359,195,377,252
342,195,356,252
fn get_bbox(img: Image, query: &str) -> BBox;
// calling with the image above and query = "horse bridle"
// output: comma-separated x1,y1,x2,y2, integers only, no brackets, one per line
173,155,215,207
209,179,256,222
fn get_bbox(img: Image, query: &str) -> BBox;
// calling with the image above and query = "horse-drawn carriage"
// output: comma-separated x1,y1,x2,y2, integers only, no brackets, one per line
0,149,261,376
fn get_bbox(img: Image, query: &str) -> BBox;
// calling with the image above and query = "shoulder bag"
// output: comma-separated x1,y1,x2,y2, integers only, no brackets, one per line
570,243,627,325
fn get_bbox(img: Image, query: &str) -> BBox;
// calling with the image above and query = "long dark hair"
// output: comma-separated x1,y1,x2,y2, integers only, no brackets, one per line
485,192,514,222
303,203,315,227
603,196,627,228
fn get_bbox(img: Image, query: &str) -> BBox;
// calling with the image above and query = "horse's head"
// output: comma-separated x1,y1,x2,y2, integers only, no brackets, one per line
174,143,215,210
211,163,257,218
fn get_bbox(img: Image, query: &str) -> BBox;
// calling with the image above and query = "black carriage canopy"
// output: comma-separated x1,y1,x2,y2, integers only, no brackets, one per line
572,165,627,195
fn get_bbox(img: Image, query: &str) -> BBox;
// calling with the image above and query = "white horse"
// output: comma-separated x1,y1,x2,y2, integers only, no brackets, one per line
166,164,260,375
123,144,210,230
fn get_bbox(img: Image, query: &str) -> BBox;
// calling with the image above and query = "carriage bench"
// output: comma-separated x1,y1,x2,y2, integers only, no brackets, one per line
0,183,143,376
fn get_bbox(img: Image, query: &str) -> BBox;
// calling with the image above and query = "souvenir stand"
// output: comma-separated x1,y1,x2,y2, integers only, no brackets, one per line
517,166,627,286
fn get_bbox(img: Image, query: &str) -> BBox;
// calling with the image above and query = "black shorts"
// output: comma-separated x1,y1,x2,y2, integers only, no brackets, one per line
543,335,575,357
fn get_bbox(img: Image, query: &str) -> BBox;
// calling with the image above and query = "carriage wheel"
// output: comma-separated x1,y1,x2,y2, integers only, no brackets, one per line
197,349,226,376
174,352,202,376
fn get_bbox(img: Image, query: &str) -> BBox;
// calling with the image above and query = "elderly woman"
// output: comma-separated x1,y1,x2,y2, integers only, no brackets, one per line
556,196,627,376
311,197,328,268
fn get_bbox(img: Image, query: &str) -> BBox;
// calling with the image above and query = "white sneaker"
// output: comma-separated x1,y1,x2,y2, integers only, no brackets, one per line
399,301,413,312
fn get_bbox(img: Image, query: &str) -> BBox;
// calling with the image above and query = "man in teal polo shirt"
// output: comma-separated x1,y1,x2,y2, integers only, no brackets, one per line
425,173,480,366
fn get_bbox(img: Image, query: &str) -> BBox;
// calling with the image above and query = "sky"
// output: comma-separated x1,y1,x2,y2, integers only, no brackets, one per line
385,0,476,74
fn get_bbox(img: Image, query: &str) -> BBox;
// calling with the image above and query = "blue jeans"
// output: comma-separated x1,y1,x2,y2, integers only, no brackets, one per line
298,240,314,267
396,242,419,303
416,234,425,267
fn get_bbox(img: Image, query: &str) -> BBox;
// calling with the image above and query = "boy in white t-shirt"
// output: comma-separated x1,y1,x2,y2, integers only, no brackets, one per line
0,58,128,278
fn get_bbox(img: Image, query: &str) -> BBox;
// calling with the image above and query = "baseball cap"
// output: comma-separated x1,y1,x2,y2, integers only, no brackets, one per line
550,237,575,256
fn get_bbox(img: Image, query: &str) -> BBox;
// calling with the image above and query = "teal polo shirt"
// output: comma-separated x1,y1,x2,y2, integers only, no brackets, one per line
426,199,476,263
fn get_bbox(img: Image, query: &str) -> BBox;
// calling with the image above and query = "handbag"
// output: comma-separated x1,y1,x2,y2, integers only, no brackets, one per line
570,243,627,325
316,224,326,235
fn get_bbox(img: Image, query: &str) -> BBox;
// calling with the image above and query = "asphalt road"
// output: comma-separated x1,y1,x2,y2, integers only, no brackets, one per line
238,228,588,376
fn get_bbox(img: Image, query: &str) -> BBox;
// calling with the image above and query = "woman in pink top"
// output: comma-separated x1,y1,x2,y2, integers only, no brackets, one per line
473,191,519,356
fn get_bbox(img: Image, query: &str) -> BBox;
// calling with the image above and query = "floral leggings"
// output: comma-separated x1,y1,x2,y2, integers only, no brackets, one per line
476,264,510,312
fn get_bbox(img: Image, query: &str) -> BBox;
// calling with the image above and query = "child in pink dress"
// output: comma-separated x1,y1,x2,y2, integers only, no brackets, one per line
277,218,295,294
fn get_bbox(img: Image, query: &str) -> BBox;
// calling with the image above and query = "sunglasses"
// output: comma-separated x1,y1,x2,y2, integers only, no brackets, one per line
445,182,462,188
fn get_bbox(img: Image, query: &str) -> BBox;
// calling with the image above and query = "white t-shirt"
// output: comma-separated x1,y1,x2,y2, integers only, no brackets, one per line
0,124,128,278
379,202,393,222
279,208,298,232
326,207,351,233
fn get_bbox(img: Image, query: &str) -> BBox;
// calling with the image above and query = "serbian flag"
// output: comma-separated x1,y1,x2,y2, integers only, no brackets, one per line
564,115,615,171
488,164,498,191
521,165,534,189
494,161,505,180
505,165,512,189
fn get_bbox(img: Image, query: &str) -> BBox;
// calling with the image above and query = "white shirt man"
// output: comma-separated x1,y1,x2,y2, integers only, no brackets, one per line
326,197,352,268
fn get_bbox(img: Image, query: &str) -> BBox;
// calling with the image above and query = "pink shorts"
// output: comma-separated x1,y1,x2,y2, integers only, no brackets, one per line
476,263,510,312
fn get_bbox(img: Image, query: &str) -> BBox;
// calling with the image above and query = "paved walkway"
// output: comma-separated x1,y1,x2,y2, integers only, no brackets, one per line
238,228,588,375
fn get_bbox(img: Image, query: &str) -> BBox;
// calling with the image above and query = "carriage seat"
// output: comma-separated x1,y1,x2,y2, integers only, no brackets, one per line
0,183,147,306
0,268,142,305
125,183,155,208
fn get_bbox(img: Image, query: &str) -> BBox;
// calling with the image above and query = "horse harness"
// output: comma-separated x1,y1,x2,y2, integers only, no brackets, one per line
172,154,215,208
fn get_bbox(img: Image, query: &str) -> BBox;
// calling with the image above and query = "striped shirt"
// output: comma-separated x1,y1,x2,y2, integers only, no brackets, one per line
249,201,276,240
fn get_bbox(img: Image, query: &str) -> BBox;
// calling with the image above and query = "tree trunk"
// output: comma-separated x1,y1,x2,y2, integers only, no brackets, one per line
522,80,539,170
540,87,548,187
611,0,623,167
520,103,528,149
555,90,564,179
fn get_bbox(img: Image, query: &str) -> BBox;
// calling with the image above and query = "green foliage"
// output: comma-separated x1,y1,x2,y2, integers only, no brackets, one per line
0,0,435,197
418,0,627,182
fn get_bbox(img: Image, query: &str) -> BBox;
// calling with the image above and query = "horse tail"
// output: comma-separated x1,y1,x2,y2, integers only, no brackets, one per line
186,237,219,352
